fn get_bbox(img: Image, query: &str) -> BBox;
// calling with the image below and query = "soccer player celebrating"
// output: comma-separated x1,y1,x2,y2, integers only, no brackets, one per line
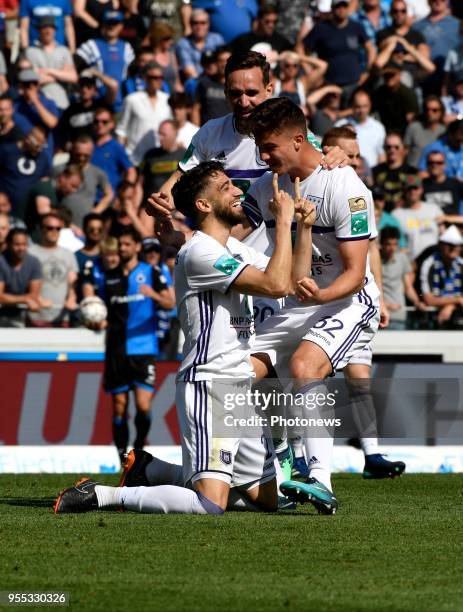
240,98,381,513
54,162,315,515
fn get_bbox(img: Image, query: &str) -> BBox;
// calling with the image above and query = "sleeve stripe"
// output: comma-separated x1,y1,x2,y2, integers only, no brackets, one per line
336,234,371,242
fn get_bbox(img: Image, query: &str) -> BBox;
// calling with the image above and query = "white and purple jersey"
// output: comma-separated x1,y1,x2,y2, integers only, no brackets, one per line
175,231,269,382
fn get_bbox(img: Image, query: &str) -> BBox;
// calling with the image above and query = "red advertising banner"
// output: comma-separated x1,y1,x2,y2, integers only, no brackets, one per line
0,361,180,445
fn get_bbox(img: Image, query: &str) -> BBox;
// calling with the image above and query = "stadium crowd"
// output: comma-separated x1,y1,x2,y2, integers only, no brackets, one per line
1,0,463,341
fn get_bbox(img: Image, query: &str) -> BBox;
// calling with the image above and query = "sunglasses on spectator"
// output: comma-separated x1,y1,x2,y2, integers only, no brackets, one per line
425,106,441,112
427,159,445,165
93,118,111,124
385,144,401,149
392,8,407,13
146,74,163,80
42,225,62,231
191,20,208,24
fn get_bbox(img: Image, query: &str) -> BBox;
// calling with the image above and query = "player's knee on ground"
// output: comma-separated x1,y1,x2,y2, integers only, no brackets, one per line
244,478,278,512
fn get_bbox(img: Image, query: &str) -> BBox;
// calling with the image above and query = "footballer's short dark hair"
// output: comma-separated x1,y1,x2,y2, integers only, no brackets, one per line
172,161,225,221
380,226,401,243
248,97,307,141
225,50,270,87
118,226,141,243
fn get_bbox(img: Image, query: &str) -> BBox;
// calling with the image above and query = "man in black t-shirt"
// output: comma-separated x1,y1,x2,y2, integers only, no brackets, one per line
423,150,463,215
231,5,291,57
57,74,102,149
194,46,232,125
373,131,417,211
139,120,185,200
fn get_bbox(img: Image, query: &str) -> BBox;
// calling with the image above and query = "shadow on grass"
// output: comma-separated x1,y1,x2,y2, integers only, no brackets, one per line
0,497,55,508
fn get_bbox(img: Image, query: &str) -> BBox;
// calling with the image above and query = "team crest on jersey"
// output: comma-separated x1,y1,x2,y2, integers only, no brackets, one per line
351,211,369,235
219,450,232,465
213,254,240,276
136,273,146,283
305,194,323,219
348,197,367,213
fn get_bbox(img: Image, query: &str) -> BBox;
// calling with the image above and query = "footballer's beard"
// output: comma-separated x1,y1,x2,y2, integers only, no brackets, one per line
233,110,253,135
215,204,245,228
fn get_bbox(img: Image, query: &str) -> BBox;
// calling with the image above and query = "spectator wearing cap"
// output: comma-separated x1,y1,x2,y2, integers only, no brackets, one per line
380,225,427,330
231,5,292,57
0,227,43,327
335,89,386,167
192,46,231,126
180,0,257,45
375,0,434,89
53,135,113,228
91,107,136,194
76,9,135,113
404,95,446,169
19,0,75,52
422,150,463,215
139,119,185,204
25,16,77,111
372,131,417,211
442,70,463,123
57,71,105,148
0,126,49,218
418,120,463,183
411,0,460,95
116,61,173,165
175,9,224,83
0,95,24,145
392,174,445,260
304,0,376,104
372,62,418,134
169,92,199,148
14,68,60,162
420,224,463,326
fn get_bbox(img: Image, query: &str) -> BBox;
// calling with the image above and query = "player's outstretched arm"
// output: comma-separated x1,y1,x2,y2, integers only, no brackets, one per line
232,174,294,298
296,239,368,304
292,176,315,291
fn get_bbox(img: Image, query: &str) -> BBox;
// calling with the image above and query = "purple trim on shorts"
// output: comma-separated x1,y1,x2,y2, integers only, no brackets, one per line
296,381,323,395
196,491,225,515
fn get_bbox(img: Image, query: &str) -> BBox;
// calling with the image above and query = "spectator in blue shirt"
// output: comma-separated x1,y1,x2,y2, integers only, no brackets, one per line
181,0,258,45
19,0,75,52
14,68,59,163
176,9,224,83
0,126,50,218
419,119,463,183
91,106,136,194
76,10,135,112
352,0,391,45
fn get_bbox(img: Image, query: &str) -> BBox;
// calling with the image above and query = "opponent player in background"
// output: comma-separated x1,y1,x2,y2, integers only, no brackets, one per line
54,161,315,515
319,127,406,480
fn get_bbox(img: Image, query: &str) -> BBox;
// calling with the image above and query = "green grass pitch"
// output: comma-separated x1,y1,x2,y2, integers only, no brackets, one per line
0,474,462,612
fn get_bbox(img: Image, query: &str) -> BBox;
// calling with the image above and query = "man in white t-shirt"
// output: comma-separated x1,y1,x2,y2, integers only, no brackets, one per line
392,175,443,260
55,160,316,515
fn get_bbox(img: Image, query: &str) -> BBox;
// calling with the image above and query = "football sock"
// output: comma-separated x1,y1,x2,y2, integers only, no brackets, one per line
297,381,334,492
119,486,224,514
145,456,184,486
95,485,122,508
290,436,304,458
112,416,128,456
347,380,379,457
133,411,151,448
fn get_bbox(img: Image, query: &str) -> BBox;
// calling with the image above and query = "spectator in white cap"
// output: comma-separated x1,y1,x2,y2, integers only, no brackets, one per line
420,224,463,327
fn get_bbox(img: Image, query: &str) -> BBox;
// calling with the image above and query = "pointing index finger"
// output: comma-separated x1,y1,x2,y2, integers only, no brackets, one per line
272,172,279,198
294,177,301,202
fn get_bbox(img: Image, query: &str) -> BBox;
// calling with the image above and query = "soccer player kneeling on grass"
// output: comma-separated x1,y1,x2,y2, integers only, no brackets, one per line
55,161,315,515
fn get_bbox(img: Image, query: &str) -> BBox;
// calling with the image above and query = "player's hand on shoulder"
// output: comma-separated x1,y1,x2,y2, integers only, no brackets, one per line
269,173,295,223
321,145,348,169
295,277,325,304
294,177,316,228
